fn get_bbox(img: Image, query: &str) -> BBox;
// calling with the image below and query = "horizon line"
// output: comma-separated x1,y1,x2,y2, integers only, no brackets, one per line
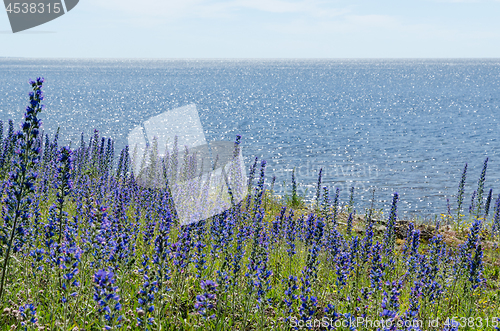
1,57,500,60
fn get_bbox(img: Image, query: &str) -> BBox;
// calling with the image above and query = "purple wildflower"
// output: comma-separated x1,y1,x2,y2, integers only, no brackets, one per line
195,280,218,319
93,269,122,327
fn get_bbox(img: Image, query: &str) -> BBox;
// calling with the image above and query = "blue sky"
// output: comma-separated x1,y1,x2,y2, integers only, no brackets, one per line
1,0,500,58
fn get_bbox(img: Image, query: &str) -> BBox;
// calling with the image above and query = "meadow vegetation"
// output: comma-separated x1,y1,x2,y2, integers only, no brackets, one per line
0,79,499,330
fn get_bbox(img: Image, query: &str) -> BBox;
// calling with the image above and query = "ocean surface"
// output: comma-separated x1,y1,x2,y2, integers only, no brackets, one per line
0,58,499,219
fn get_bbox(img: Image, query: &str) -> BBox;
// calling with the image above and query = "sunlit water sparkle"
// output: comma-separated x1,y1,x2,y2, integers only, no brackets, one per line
1,58,499,218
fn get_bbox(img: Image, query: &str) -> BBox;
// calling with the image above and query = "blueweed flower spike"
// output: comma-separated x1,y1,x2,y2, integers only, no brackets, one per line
492,194,500,236
405,280,422,322
380,280,402,321
346,212,354,237
271,207,286,244
231,223,246,287
195,280,218,320
402,222,415,256
290,167,300,208
299,221,323,324
468,243,484,291
304,214,316,246
136,266,157,327
348,186,355,214
455,218,482,281
484,188,493,220
0,121,3,155
475,157,488,217
465,218,481,253
315,168,322,211
59,242,82,304
0,119,16,178
419,235,444,304
245,156,259,210
254,230,272,308
286,209,297,260
0,78,44,302
404,229,421,279
383,192,399,253
369,242,385,291
270,175,276,194
252,160,267,213
193,222,207,279
332,187,340,228
320,186,330,221
283,275,298,321
361,220,374,265
469,190,477,216
233,134,241,158
93,269,122,328
56,146,73,245
457,163,467,226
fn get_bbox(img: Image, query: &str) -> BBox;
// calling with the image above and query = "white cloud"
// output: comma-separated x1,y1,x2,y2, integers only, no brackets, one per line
227,0,350,17
345,14,400,28
264,13,402,36
77,0,500,57
88,0,350,21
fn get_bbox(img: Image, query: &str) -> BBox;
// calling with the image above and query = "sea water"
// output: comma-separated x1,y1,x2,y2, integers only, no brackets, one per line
0,58,499,218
